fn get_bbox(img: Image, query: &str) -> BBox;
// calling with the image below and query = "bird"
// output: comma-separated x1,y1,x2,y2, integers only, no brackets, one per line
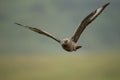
15,2,110,52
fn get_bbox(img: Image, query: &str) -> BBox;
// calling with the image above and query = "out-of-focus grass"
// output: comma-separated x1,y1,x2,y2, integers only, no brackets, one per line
0,53,120,80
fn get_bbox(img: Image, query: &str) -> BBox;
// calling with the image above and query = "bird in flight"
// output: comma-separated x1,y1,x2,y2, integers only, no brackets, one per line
15,2,110,52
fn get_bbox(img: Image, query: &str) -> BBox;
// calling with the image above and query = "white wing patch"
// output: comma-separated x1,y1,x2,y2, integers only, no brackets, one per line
90,7,103,20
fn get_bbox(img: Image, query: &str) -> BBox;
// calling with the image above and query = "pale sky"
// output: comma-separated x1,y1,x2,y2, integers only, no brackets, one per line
0,0,120,54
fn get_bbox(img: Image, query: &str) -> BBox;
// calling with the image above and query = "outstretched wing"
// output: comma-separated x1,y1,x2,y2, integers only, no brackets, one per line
71,2,110,43
15,23,61,43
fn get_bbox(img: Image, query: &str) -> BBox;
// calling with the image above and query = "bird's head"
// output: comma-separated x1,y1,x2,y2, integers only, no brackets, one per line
60,38,70,45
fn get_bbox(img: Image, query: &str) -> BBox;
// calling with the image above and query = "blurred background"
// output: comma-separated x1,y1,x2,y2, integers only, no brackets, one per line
0,0,120,80
0,0,120,54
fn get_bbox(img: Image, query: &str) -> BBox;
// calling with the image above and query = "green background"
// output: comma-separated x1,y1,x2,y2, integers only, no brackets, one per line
0,0,120,80
0,0,120,54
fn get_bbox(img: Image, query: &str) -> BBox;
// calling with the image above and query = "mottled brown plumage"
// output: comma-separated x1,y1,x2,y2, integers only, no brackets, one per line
15,2,110,52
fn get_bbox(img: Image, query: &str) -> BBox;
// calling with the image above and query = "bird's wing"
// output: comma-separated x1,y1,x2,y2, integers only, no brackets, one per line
15,23,61,43
71,2,110,43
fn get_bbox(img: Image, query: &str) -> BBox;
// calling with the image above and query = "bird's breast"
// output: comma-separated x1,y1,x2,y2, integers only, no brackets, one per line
61,41,76,52
62,44,71,51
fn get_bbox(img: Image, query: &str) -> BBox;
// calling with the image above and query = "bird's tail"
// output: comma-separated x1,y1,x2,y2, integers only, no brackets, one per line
76,46,82,49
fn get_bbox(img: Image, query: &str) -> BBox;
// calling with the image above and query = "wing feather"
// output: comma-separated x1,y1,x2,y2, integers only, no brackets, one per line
15,23,61,43
71,2,110,43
